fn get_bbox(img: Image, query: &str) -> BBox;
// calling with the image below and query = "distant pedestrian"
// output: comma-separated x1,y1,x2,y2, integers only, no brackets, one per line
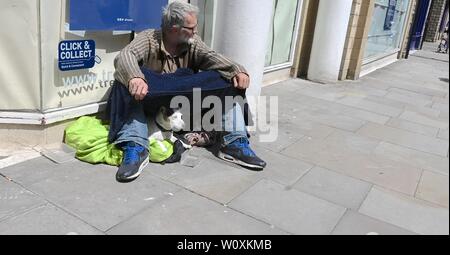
437,26,448,53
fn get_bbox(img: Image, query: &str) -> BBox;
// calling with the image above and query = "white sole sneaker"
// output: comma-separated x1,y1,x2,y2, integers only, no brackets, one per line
217,151,264,170
120,155,150,181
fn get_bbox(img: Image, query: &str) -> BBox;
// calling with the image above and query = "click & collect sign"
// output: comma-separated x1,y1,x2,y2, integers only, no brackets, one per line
58,40,96,71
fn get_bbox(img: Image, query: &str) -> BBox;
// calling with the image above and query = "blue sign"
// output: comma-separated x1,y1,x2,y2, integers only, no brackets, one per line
69,0,168,31
384,0,397,30
58,40,96,71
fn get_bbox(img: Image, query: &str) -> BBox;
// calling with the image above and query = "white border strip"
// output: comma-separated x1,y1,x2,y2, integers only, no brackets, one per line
0,102,107,125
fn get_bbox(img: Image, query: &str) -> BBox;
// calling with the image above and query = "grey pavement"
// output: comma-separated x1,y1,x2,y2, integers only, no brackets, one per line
0,43,448,235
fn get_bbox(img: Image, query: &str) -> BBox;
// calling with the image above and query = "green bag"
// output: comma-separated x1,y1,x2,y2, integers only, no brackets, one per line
64,116,173,166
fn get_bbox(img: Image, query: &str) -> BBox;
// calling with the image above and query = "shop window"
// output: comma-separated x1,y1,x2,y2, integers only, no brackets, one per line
364,0,410,59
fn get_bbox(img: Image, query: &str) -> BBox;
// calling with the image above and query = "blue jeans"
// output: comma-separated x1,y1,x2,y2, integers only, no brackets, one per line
113,101,248,149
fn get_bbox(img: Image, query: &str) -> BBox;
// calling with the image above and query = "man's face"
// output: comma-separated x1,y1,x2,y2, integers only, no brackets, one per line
177,13,198,45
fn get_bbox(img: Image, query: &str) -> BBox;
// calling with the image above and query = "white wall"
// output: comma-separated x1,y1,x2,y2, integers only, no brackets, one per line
0,0,41,110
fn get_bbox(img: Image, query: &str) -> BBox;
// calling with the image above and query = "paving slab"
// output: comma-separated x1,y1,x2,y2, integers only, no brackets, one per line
295,84,349,102
387,88,434,101
386,118,439,138
277,99,367,132
365,76,448,98
432,95,449,104
167,158,263,205
0,203,103,235
438,128,449,140
416,170,449,208
251,120,305,153
357,122,449,157
359,187,449,235
339,83,390,98
252,146,314,186
370,67,445,88
339,107,391,125
295,107,367,132
0,157,61,186
431,102,449,113
261,78,309,94
276,119,336,140
373,142,449,176
332,210,416,235
283,94,391,125
21,160,182,232
366,95,442,118
356,76,392,91
399,110,449,129
337,96,404,117
293,166,372,210
0,148,41,170
229,179,346,235
407,105,445,119
412,46,450,62
281,130,422,195
439,111,449,122
0,177,46,221
147,159,200,181
107,189,288,235
385,91,432,108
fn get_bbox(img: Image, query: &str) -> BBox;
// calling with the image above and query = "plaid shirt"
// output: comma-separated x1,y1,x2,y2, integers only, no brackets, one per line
114,29,247,86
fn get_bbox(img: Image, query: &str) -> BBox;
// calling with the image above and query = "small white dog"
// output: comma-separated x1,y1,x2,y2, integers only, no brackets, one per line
148,106,192,149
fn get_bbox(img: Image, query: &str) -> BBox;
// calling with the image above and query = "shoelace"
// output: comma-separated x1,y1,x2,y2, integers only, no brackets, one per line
232,138,256,157
123,145,144,165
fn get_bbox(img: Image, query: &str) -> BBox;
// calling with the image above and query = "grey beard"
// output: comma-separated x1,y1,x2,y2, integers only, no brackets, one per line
179,36,195,46
187,37,195,45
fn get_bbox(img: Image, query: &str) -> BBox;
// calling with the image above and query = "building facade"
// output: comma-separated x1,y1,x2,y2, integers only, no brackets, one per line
294,0,418,81
424,0,449,42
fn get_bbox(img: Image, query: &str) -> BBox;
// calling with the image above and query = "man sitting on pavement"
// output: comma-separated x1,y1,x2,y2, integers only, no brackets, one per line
113,1,266,182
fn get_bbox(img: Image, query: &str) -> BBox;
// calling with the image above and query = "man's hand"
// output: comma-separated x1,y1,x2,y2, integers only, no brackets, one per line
232,73,250,90
128,78,149,101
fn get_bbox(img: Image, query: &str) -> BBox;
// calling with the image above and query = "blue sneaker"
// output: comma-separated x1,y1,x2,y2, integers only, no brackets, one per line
116,142,149,182
218,138,266,170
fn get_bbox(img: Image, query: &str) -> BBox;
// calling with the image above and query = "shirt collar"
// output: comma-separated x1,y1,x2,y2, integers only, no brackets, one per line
160,37,172,58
